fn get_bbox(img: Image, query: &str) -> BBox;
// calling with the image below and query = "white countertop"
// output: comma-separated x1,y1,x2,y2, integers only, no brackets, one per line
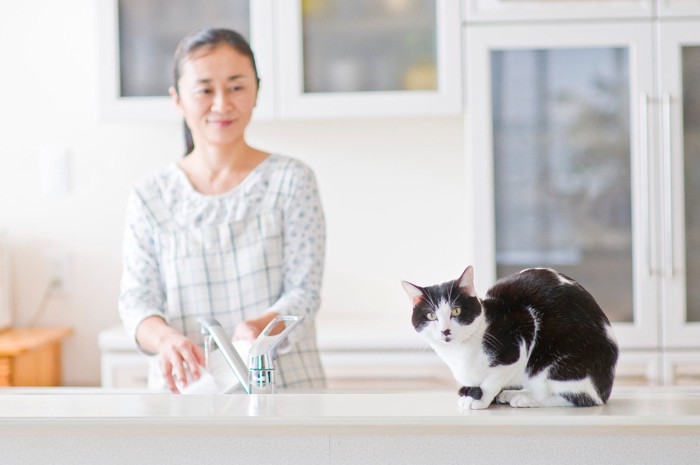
2,387,700,430
4,387,700,464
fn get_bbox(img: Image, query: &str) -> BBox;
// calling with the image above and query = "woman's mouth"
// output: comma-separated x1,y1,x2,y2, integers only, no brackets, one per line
209,119,234,127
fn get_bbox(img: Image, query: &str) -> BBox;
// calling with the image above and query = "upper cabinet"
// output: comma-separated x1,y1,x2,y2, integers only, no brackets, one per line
97,0,462,121
656,21,700,348
466,21,657,350
465,14,700,375
276,0,462,118
463,0,653,21
97,0,275,121
463,0,700,21
658,0,700,17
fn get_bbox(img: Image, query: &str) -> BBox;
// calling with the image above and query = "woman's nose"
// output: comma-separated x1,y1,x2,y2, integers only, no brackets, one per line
211,90,232,112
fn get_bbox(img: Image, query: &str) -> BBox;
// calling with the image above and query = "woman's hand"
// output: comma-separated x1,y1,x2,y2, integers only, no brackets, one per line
155,331,206,393
232,311,284,343
136,316,206,393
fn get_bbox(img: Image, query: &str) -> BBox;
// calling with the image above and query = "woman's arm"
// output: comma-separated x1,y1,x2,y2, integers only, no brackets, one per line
266,161,326,343
119,191,166,342
118,191,204,393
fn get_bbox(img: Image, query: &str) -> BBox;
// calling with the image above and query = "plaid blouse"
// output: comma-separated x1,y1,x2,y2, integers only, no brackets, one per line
119,154,326,390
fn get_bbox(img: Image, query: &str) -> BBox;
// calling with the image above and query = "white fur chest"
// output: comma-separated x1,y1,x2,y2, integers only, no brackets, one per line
431,339,492,386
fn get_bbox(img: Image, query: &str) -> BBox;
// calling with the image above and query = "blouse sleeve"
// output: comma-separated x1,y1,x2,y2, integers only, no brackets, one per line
267,162,326,339
118,190,166,347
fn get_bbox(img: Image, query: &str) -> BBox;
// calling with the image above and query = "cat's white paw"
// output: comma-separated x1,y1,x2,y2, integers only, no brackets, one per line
505,393,539,408
495,389,519,404
457,396,491,410
496,390,540,407
457,395,475,410
469,399,491,410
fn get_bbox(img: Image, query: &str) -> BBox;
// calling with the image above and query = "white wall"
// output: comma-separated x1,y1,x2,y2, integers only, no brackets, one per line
0,0,470,385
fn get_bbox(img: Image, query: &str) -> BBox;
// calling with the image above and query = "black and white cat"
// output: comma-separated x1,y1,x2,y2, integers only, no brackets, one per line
402,266,618,409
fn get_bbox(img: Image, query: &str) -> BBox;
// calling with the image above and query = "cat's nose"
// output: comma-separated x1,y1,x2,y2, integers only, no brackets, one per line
441,329,451,336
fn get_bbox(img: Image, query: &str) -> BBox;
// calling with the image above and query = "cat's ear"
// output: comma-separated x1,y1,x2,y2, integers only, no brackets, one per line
457,266,477,297
401,281,424,306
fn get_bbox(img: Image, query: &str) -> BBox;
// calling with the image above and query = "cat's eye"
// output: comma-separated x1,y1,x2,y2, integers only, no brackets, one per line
426,312,437,321
451,308,461,317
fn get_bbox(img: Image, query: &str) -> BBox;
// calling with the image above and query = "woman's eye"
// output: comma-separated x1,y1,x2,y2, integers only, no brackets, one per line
426,312,437,321
451,308,461,317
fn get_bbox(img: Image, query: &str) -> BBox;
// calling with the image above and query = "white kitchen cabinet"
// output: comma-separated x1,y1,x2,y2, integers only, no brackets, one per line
463,0,653,22
657,20,700,349
96,0,275,121
658,0,700,17
97,0,461,121
276,0,462,118
467,21,656,349
662,351,700,384
463,0,700,22
466,19,700,383
320,350,454,391
98,326,149,388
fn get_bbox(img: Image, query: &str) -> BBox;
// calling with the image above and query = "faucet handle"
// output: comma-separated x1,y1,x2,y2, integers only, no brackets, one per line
248,315,304,359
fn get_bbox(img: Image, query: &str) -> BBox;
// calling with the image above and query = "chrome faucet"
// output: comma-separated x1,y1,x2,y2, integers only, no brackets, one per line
198,315,304,394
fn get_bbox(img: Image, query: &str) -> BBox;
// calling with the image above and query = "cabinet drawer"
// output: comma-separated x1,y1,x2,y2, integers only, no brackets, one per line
100,353,149,389
320,350,455,391
0,358,10,386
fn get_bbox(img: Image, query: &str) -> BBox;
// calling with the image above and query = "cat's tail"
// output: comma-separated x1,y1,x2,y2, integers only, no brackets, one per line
594,341,619,403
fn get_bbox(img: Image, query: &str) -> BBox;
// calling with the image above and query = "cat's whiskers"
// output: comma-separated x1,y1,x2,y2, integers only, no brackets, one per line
482,332,504,352
427,294,442,312
408,342,431,354
419,290,437,312
448,294,461,310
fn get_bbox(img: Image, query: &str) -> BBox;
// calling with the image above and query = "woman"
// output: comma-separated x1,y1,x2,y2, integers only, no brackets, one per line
119,28,326,393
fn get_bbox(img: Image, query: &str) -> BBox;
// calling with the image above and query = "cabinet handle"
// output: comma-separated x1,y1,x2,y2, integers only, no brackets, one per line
639,93,654,276
662,92,675,278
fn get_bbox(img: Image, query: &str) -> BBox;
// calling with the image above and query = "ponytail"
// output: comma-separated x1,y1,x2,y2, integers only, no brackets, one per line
183,120,194,156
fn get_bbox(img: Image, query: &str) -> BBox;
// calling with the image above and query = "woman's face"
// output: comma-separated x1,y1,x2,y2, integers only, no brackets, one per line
171,44,258,150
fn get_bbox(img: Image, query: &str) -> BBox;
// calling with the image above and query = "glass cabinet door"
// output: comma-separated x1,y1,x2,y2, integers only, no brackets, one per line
492,47,634,316
97,0,274,121
301,0,437,94
466,22,657,348
277,0,461,118
659,21,700,347
117,0,250,98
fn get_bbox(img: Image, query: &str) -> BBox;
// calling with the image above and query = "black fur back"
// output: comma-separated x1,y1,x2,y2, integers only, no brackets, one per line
483,268,618,403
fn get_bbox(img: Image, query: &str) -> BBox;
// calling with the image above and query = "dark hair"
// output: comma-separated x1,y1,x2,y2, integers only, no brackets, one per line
172,28,260,156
